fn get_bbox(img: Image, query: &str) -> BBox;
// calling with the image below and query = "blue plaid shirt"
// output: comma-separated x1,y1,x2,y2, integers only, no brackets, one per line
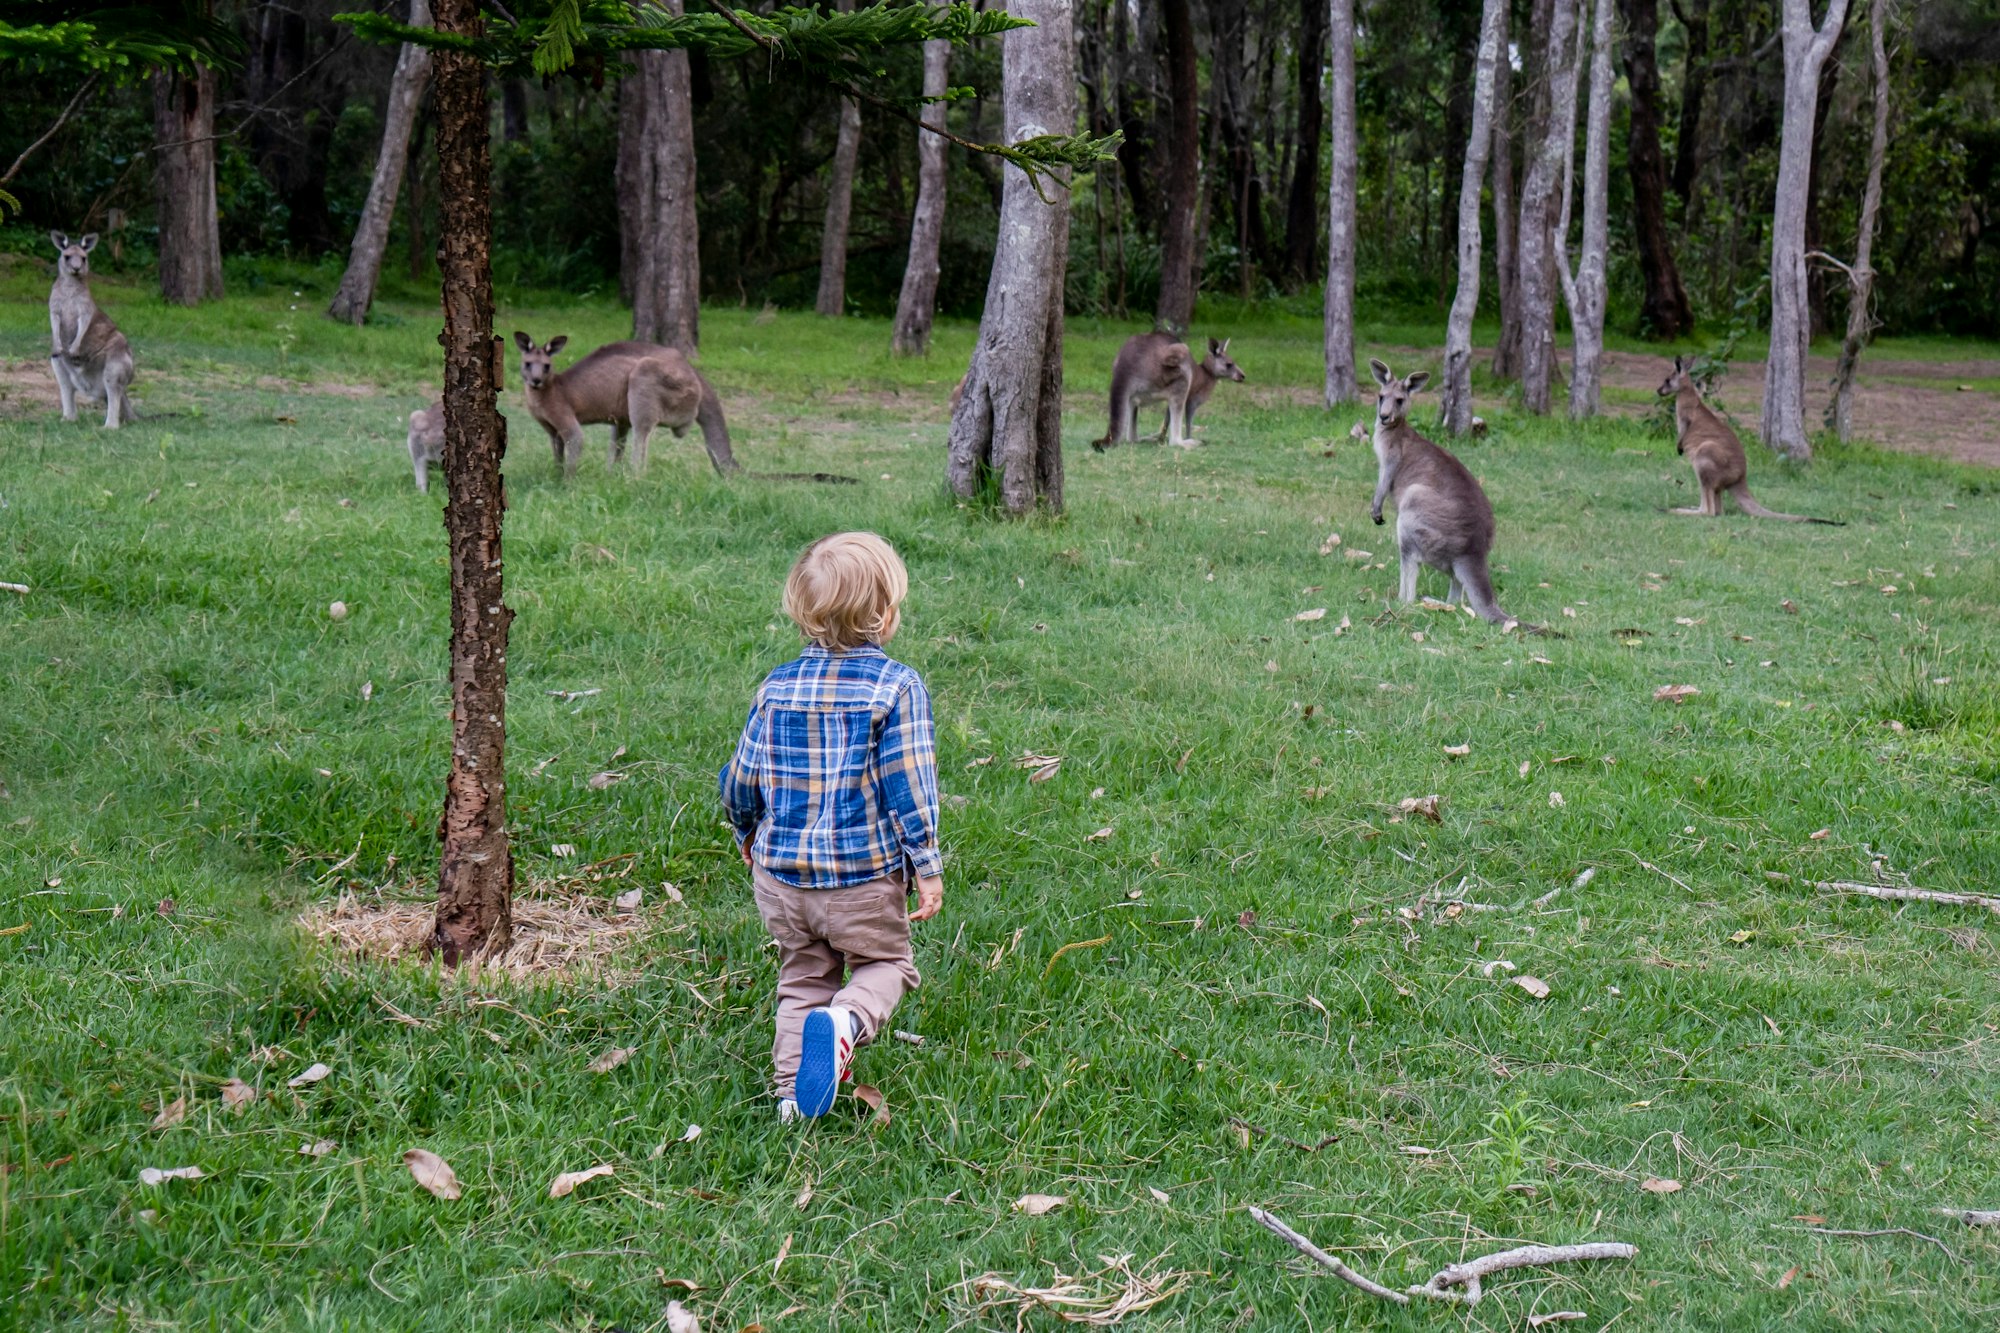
719,644,943,889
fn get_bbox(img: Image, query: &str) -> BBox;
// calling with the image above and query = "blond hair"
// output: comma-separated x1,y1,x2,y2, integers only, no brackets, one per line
782,531,909,650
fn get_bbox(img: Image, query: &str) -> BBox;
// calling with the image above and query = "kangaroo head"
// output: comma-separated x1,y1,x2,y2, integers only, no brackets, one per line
1369,358,1429,428
50,231,97,278
513,331,568,390
1657,355,1695,399
1204,337,1246,383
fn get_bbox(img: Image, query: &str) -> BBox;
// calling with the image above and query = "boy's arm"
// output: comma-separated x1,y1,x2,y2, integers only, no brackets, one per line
717,696,768,848
879,676,943,880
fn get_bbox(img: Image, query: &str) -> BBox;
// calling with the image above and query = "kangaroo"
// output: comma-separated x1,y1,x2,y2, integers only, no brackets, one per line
1092,333,1245,450
1658,357,1841,524
513,333,739,479
407,396,444,493
1369,358,1519,625
47,231,135,428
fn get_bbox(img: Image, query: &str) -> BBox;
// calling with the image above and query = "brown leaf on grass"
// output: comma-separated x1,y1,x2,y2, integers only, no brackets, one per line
587,771,624,790
587,1046,635,1074
1512,975,1551,999
1237,909,1258,928
1443,743,1470,759
220,1078,258,1112
1809,828,1830,841
1640,1176,1682,1195
1148,1186,1172,1205
966,755,995,769
665,1298,702,1333
771,1233,793,1276
1014,1193,1067,1216
298,1139,337,1158
1029,761,1062,783
151,1096,186,1131
1529,1315,1588,1328
403,1149,461,1200
1294,607,1327,622
852,1083,891,1129
1777,1265,1800,1289
548,1163,615,1199
1792,1214,1826,1224
613,888,643,913
287,1063,331,1089
156,898,175,917
1014,753,1062,770
794,1176,815,1211
1085,827,1114,843
1397,794,1443,822
1654,684,1701,704
138,1166,205,1186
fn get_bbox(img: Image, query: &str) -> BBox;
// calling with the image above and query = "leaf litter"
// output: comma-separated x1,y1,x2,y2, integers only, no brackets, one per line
965,1254,1195,1326
403,1149,461,1200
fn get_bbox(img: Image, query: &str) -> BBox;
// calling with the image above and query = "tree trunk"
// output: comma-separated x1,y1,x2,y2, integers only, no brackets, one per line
1440,8,1478,295
629,3,701,355
406,112,429,280
1803,34,1844,336
947,0,1073,516
815,0,863,317
892,40,951,355
1323,0,1359,405
1516,0,1581,415
327,0,433,326
1670,0,1709,205
152,65,224,306
1441,0,1508,434
1559,0,1614,418
1490,7,1520,378
430,0,513,962
1156,0,1200,332
1827,0,1886,442
1618,0,1694,337
1759,0,1851,459
1283,0,1327,287
615,75,642,306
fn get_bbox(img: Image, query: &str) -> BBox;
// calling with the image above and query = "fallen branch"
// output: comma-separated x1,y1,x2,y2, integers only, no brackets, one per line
1766,872,2000,916
1804,1226,1960,1262
0,582,29,595
1246,1207,1410,1304
1628,853,1694,894
1949,1209,2000,1227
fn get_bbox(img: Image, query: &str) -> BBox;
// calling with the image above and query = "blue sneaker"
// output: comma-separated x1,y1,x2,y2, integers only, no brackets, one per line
796,1006,857,1118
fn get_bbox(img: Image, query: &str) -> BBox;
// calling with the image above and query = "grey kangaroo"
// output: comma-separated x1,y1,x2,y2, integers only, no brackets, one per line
514,333,738,478
47,232,134,428
1368,358,1518,625
407,397,444,493
1657,358,1840,523
1092,333,1244,450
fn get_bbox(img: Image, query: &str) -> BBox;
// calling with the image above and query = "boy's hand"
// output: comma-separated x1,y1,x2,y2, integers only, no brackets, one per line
909,874,943,922
738,838,754,868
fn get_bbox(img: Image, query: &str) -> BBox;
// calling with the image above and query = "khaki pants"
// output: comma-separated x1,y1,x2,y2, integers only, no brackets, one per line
752,865,920,1100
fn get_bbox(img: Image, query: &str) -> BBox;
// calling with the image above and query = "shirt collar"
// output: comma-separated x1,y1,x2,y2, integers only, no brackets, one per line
800,642,886,660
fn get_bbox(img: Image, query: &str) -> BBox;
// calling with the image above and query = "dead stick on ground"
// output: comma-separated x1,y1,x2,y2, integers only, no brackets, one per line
1803,1226,1961,1262
1765,872,2000,916
1247,1207,1410,1304
1946,1209,1999,1227
1627,853,1694,894
0,582,29,595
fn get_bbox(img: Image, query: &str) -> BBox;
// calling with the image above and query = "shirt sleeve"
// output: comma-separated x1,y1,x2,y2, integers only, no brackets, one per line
718,694,767,846
879,674,943,879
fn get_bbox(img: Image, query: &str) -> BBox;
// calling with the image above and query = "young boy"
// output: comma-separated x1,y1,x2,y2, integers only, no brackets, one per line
720,532,945,1120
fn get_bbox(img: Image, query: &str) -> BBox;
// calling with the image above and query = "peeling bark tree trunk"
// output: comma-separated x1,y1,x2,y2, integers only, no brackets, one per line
1827,0,1887,442
891,39,950,355
153,66,224,305
1156,0,1200,332
629,0,700,355
328,0,433,325
946,0,1072,516
1490,11,1520,378
1759,0,1851,459
1283,0,1327,287
1517,0,1581,415
1441,0,1508,435
1323,0,1359,405
1619,0,1694,337
815,0,862,317
1559,0,1614,418
431,0,513,962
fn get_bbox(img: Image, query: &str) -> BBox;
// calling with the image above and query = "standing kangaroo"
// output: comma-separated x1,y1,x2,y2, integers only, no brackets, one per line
47,232,134,428
1369,358,1518,624
1092,333,1245,450
514,333,739,478
1658,357,1841,523
407,397,444,493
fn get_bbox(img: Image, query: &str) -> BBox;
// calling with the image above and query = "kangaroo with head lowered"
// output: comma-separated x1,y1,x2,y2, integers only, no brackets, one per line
1369,358,1520,625
47,231,134,428
514,333,739,478
1657,357,1840,523
1092,333,1244,450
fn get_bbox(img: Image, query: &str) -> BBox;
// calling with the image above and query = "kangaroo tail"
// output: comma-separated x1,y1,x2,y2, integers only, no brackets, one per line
1732,484,1843,525
695,376,740,476
1453,555,1513,626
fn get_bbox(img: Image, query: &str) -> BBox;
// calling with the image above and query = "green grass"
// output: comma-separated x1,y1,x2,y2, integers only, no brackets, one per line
3,262,1999,1332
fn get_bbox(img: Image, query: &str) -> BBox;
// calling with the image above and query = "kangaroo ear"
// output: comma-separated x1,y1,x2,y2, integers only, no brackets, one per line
79,234,98,252
1208,337,1223,355
513,331,533,351
547,335,569,355
1220,337,1231,352
49,231,67,251
1404,371,1431,394
1370,358,1394,387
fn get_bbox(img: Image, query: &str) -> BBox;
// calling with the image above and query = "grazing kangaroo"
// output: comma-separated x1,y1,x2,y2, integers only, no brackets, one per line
47,232,134,428
1369,358,1519,625
407,397,444,493
514,333,739,478
1092,333,1245,450
1658,357,1841,524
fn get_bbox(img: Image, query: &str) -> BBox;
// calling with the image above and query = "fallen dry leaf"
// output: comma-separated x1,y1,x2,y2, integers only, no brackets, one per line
1264,659,1279,673
852,1083,891,1128
220,1078,258,1111
139,1165,205,1186
1809,828,1830,841
1443,743,1470,759
661,882,684,904
1400,1145,1439,1156
1793,1214,1826,1225
1512,975,1552,999
587,1046,635,1074
1148,1186,1171,1205
1397,794,1443,822
360,679,374,702
587,771,624,790
1014,1193,1067,1216
1653,683,1702,704
1029,761,1062,783
403,1148,462,1200
1640,1176,1682,1195
794,1177,815,1211
613,887,643,913
1085,827,1114,843
287,1063,331,1089
771,1232,793,1275
298,1139,337,1158
1729,929,1755,944
1090,786,1106,798
151,1096,187,1131
1778,1265,1800,1290
1548,790,1566,808
551,843,577,858
548,1163,616,1199
665,1299,702,1333
680,1123,701,1143
1319,532,1342,555
1294,607,1327,622
1518,760,1532,778
1529,1315,1587,1328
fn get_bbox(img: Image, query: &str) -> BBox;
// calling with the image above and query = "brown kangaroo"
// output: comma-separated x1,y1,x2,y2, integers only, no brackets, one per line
47,231,135,428
407,396,444,493
1092,333,1244,450
514,333,738,478
1658,357,1840,523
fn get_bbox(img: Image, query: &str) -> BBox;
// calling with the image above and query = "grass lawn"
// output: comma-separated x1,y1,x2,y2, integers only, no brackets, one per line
3,263,1999,1331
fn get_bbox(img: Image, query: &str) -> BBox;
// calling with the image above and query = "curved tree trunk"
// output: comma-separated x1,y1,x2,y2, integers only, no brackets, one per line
1827,0,1886,442
1619,0,1694,337
1323,0,1359,405
1441,0,1508,434
1759,0,1851,459
1156,0,1200,332
629,1,700,355
430,0,513,962
947,0,1073,516
1283,0,1327,288
1517,0,1581,415
1490,10,1520,378
815,0,863,318
153,65,224,306
891,39,951,355
328,0,433,325
1559,0,1614,418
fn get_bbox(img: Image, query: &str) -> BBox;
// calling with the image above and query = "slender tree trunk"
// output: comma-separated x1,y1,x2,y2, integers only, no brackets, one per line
500,78,529,141
815,0,863,317
406,113,429,280
1803,36,1844,336
1490,10,1520,377
153,66,224,305
328,0,433,325
1759,0,1852,459
947,0,1073,516
1440,8,1478,294
629,2,701,354
1559,0,1614,418
1618,0,1694,337
430,0,512,962
1156,0,1200,331
1323,0,1359,405
615,75,643,306
1669,0,1710,205
1284,0,1327,287
1827,0,1887,441
1517,0,1581,414
1441,0,1508,434
892,40,951,355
